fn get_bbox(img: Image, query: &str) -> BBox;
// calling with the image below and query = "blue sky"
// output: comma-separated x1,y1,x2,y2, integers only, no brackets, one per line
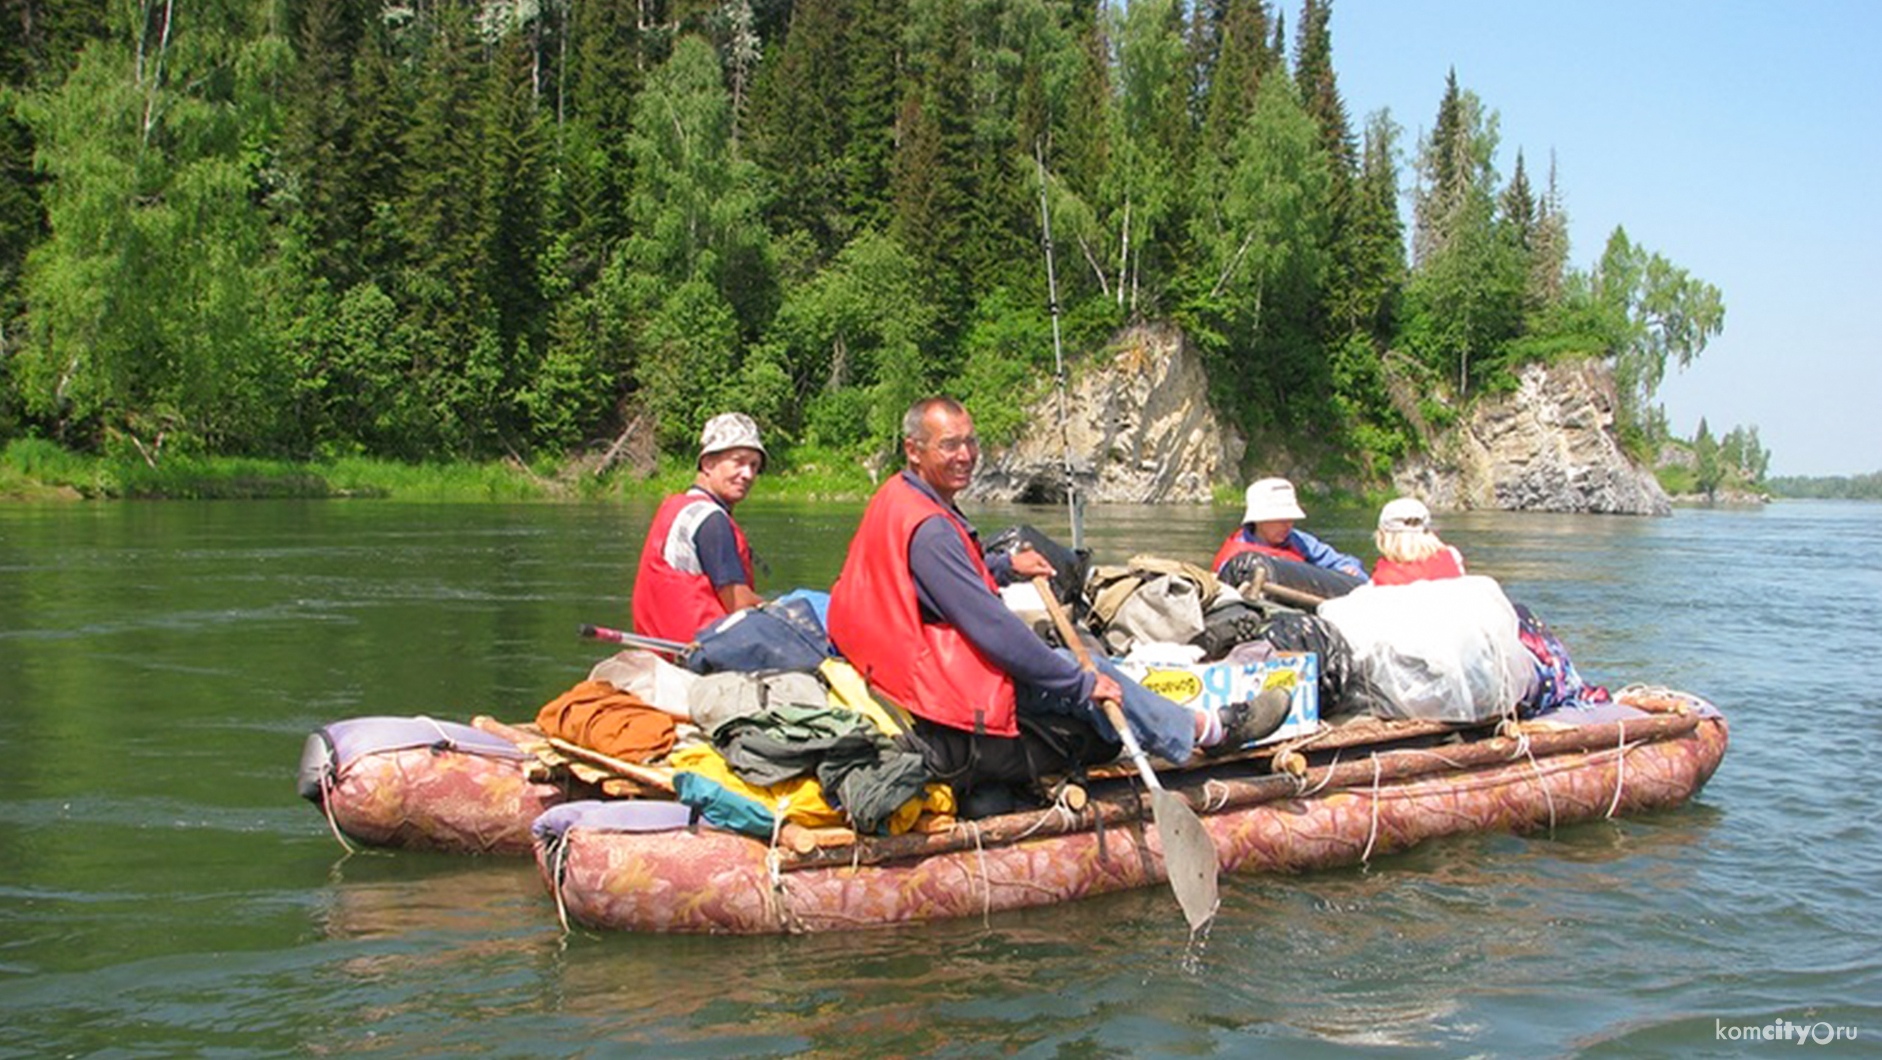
1325,0,1880,476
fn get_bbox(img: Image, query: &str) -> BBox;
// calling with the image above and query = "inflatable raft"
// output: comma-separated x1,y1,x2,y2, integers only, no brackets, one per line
529,688,1726,934
298,715,608,855
299,651,1325,857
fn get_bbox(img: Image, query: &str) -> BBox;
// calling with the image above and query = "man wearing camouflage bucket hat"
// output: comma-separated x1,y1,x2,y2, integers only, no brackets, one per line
631,413,768,642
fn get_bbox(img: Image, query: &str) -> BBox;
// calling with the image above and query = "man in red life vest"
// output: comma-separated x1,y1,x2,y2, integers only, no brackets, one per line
829,396,1286,812
1370,497,1468,586
1212,477,1368,581
631,413,767,643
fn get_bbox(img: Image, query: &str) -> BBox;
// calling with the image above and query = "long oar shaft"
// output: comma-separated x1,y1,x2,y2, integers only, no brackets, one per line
1034,580,1163,790
1032,577,1219,930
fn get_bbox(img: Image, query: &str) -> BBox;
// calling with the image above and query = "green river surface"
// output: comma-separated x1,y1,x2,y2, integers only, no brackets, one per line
1,497,1877,1058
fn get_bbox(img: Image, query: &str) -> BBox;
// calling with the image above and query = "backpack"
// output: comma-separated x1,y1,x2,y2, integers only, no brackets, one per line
1086,554,1221,655
683,596,832,675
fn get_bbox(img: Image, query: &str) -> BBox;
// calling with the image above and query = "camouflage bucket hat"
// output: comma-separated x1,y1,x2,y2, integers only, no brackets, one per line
698,412,766,471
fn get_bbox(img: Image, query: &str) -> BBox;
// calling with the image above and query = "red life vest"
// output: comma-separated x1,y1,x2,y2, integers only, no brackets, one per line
1211,528,1307,574
828,474,1018,737
1371,547,1466,587
631,489,753,643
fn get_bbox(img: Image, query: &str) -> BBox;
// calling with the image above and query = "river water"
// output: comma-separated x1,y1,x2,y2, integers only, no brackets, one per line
0,497,1876,1058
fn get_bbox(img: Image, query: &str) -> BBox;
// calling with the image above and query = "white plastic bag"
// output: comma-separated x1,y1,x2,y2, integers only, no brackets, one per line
587,649,699,719
1317,576,1537,723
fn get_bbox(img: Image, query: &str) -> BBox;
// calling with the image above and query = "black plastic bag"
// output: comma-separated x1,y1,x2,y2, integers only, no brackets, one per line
983,523,1088,610
1258,610,1360,714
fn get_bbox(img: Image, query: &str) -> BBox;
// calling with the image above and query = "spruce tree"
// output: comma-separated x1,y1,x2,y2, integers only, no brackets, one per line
1343,108,1404,341
745,0,851,259
891,0,977,325
841,0,902,232
565,0,652,248
1693,416,1719,499
1294,0,1354,181
1294,0,1360,351
1526,150,1570,308
344,19,410,290
399,1,501,452
1500,148,1536,251
481,27,549,412
1414,67,1462,265
1199,0,1270,163
1058,6,1111,208
1405,77,1526,395
279,0,369,289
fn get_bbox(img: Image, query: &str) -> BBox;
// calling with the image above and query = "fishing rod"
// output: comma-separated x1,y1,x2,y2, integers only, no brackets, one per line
578,623,691,657
1035,142,1084,552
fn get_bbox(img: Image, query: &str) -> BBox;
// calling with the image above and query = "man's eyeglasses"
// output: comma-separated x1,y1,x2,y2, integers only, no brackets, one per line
923,435,980,455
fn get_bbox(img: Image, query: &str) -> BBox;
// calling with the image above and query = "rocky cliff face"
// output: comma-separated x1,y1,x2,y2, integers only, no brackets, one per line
971,327,1664,516
1392,361,1671,515
968,323,1243,505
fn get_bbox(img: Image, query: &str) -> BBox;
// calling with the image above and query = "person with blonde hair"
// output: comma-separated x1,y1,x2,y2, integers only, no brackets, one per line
1370,497,1467,586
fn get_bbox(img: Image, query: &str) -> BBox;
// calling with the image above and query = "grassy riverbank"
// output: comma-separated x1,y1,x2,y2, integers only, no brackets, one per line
0,438,882,503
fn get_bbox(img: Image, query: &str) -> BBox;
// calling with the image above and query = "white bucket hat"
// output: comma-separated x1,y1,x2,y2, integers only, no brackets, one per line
698,412,766,470
1378,497,1431,533
1242,478,1306,525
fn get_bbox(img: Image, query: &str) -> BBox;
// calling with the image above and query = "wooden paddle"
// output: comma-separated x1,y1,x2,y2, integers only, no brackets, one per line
1032,576,1220,930
1237,564,1328,610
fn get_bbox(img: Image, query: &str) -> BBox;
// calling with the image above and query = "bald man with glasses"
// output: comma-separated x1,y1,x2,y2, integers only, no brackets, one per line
828,396,1284,816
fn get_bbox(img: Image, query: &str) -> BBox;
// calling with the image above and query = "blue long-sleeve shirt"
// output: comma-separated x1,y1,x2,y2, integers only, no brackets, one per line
899,473,1095,702
1224,525,1369,581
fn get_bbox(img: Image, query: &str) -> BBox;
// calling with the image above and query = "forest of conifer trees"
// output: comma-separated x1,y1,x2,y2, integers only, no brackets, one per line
0,0,1739,483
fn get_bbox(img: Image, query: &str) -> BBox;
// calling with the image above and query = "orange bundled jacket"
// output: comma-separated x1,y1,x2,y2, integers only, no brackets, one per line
534,681,678,763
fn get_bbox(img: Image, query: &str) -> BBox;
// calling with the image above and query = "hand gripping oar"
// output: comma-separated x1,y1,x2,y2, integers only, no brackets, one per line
578,623,690,657
1032,577,1219,930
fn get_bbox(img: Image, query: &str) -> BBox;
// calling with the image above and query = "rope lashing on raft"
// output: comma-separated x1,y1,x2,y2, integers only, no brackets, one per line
763,797,806,934
1501,725,1561,835
549,834,572,933
1360,754,1384,867
966,821,992,926
317,769,358,855
765,803,786,895
1606,721,1631,819
1615,683,1701,715
1008,800,1078,842
1288,750,1341,798
1200,778,1232,814
416,714,455,747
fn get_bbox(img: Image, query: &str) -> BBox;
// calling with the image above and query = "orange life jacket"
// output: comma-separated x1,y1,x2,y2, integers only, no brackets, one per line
1211,528,1307,574
1371,547,1467,587
828,474,1018,736
631,490,753,643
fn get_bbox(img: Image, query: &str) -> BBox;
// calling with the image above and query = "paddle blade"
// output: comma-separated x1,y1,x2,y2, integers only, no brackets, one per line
1151,789,1219,931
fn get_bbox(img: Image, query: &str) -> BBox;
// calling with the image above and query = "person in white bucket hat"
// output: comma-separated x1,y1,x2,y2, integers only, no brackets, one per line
1370,497,1468,585
1211,477,1367,581
631,413,768,642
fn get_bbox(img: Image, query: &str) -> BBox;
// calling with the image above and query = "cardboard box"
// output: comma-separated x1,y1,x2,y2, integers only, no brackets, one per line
1115,651,1320,747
